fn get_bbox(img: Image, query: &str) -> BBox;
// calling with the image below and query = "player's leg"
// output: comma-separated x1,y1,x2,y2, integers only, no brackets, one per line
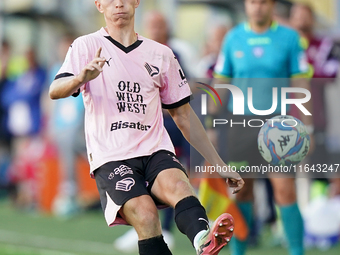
151,167,234,255
119,195,172,255
120,195,161,239
94,161,172,255
270,177,304,255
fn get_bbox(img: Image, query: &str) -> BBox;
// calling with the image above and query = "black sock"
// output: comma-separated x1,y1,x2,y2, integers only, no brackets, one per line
138,235,172,255
174,196,209,245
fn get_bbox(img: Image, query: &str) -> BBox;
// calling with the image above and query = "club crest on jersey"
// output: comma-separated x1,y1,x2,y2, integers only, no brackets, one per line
144,63,159,77
116,177,135,192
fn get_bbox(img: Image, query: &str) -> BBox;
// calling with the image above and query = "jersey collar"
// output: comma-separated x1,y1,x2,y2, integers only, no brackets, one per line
100,27,143,54
244,20,279,33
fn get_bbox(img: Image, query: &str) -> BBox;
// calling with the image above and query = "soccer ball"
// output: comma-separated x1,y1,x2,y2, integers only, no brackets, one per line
257,115,310,166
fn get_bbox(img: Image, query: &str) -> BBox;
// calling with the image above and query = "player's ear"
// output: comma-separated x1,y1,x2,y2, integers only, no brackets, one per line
95,0,104,13
135,0,140,8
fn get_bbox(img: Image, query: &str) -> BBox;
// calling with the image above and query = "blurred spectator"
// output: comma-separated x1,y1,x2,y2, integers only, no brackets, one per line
194,24,229,163
0,41,12,150
273,1,291,26
2,47,47,209
0,41,15,198
195,24,229,79
144,11,197,79
48,34,86,217
290,3,340,233
290,3,339,167
3,48,46,137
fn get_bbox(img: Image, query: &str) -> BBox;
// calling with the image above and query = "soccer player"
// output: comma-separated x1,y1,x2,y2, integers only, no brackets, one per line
211,0,313,255
49,1,244,255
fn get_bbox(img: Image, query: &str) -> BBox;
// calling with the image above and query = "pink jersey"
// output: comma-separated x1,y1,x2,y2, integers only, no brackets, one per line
56,28,191,173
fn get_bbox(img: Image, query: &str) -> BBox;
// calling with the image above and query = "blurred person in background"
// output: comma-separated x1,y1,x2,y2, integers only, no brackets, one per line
290,3,339,170
190,25,230,183
290,3,340,237
0,41,16,200
195,23,251,248
210,0,313,254
48,34,86,217
195,24,230,162
273,0,291,26
195,24,229,79
2,47,47,209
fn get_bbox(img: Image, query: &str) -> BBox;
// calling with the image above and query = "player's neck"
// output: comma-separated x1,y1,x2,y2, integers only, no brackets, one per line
249,19,273,33
105,20,138,47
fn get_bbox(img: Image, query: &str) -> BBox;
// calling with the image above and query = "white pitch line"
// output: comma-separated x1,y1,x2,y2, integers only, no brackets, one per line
0,230,116,255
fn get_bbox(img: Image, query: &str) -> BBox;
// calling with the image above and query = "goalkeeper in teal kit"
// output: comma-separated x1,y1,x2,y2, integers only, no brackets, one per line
210,0,314,255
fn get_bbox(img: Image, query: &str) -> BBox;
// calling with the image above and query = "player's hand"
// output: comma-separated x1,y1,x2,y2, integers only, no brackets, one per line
76,47,106,85
225,172,245,194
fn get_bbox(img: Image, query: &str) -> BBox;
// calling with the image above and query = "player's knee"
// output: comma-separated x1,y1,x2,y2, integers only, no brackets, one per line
171,179,194,198
173,179,192,194
137,206,160,227
123,196,159,225
133,200,159,226
124,198,161,239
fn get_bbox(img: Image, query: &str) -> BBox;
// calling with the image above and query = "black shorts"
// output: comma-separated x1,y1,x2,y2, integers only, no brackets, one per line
93,150,186,226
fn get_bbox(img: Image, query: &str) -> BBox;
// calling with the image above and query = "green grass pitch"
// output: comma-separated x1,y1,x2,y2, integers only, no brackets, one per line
0,199,339,255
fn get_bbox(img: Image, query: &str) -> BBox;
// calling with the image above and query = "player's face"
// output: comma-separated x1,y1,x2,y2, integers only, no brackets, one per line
245,0,275,26
290,6,314,34
95,0,140,27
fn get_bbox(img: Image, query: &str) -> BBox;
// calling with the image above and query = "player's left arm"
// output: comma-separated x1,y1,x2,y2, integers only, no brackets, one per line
168,103,244,194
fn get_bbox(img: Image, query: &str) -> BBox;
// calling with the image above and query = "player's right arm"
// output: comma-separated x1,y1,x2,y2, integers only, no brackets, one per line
49,47,106,99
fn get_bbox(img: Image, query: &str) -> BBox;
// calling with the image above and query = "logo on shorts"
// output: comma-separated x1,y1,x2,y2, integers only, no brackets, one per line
114,165,133,177
108,172,115,180
116,177,135,192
